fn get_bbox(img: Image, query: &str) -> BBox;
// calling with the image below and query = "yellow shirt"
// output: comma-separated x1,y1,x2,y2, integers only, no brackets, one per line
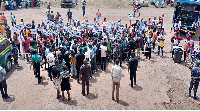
23,30,29,38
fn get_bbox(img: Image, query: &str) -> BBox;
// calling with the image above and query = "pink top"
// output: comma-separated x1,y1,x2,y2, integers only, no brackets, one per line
100,45,107,57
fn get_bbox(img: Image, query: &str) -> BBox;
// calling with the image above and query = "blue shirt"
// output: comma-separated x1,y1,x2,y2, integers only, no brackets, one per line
93,45,97,56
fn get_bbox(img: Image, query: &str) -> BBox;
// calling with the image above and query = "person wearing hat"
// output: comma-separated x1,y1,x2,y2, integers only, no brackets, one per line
111,59,122,102
189,61,200,99
128,52,138,87
30,49,42,84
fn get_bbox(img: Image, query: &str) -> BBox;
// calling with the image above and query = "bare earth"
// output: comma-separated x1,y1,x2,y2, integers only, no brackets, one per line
0,0,200,110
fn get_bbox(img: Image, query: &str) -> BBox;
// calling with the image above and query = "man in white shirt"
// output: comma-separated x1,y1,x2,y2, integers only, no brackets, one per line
111,59,122,102
47,48,55,81
100,42,107,71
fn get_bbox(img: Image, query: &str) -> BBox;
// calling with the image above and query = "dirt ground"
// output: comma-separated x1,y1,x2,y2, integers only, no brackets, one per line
0,0,200,110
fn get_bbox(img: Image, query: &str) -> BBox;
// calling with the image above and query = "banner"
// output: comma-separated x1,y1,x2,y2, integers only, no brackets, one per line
30,29,37,34
12,27,18,32
26,23,32,29
59,17,63,22
128,13,134,18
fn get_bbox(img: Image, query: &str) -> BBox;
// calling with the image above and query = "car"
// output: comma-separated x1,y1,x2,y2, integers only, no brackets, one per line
0,38,12,72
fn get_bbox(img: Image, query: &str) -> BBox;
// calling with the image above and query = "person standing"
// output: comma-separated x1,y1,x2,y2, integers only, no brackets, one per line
111,59,122,102
80,59,90,96
82,0,86,17
105,36,111,62
69,51,77,78
76,49,85,83
67,9,72,24
60,65,71,101
189,61,200,99
75,0,78,10
10,12,16,27
128,52,138,87
152,29,157,52
51,60,61,99
13,32,21,56
22,36,30,62
157,31,165,57
47,2,51,13
30,50,42,84
0,66,10,99
93,41,97,72
96,9,101,21
47,48,55,81
100,42,107,71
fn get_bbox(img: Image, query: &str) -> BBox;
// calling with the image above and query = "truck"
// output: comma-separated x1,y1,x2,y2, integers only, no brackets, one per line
0,38,12,72
61,0,73,8
173,0,200,35
151,0,167,8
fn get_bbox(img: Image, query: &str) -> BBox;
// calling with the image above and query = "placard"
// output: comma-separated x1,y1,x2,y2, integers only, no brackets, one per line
12,27,18,32
43,17,48,22
30,29,37,34
75,18,79,22
26,23,32,29
59,17,63,22
128,13,134,18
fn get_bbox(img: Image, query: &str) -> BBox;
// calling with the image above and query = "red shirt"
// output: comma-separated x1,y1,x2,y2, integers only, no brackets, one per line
22,38,30,51
102,20,107,29
2,15,6,23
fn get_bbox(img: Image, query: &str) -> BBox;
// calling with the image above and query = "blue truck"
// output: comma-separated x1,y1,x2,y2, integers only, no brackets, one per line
173,0,200,35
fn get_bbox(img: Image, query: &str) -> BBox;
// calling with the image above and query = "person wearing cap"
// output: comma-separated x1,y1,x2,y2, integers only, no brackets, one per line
80,59,90,96
128,52,138,87
189,61,200,99
0,66,10,99
111,59,122,102
30,49,42,84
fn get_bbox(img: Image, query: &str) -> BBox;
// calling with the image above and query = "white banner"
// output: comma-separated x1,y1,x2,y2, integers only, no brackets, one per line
30,29,37,34
128,13,134,18
12,27,18,32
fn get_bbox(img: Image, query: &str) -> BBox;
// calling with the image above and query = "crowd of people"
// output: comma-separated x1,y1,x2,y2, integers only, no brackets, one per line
1,8,169,101
0,0,200,102
0,0,40,11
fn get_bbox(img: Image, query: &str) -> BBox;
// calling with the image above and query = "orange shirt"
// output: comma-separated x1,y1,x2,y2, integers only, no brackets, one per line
153,32,157,42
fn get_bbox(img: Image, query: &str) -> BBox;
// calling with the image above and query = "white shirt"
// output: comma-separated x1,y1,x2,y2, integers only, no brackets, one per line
100,45,107,57
47,52,55,66
111,65,122,82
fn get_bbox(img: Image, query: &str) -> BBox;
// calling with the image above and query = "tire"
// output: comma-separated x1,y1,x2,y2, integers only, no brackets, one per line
5,58,12,72
61,4,64,8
